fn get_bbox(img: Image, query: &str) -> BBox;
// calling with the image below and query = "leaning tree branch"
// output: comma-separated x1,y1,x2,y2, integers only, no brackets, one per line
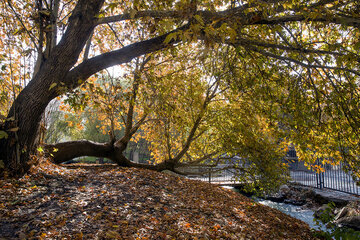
45,140,113,164
62,23,190,92
45,139,178,172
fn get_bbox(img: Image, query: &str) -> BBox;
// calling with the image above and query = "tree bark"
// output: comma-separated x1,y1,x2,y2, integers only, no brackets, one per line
45,140,114,164
0,0,105,177
1,0,355,178
44,140,177,172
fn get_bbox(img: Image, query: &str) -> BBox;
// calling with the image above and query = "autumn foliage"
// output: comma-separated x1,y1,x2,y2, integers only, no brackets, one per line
0,160,322,239
0,0,359,184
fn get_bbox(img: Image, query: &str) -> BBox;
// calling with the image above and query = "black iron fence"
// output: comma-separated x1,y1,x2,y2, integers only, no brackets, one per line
183,165,239,184
289,160,360,196
183,156,360,196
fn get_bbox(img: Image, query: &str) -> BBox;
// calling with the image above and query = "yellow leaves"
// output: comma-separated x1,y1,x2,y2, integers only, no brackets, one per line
105,230,121,238
194,15,204,26
49,83,57,90
39,232,47,239
281,162,289,168
282,2,293,9
8,127,19,132
37,146,44,153
164,32,178,44
129,8,137,19
67,121,74,127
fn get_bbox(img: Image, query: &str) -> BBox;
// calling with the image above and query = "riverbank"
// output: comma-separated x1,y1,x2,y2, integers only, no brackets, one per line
0,160,322,239
237,182,360,232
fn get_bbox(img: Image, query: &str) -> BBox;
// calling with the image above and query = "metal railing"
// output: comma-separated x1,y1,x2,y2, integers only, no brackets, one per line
184,158,360,196
184,165,239,185
289,160,360,196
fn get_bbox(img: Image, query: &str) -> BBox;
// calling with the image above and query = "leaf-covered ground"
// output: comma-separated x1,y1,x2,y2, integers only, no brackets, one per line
0,160,322,239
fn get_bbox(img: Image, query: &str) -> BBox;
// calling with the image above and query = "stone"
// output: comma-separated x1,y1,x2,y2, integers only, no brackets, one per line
336,216,360,230
334,201,360,230
279,185,290,195
265,193,285,203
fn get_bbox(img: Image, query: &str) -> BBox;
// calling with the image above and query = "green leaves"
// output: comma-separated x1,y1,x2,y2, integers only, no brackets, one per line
0,130,8,139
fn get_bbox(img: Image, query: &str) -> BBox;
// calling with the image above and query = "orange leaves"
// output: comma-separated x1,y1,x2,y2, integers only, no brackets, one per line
67,121,74,127
184,222,191,228
74,231,83,240
39,232,47,239
0,164,321,239
77,186,87,192
212,224,221,231
312,164,325,174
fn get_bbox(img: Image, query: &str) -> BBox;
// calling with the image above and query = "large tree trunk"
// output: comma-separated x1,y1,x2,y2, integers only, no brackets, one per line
0,0,192,179
0,0,105,178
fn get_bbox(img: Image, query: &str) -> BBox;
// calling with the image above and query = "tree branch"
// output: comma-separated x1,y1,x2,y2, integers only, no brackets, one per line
63,23,190,91
248,46,360,77
45,140,113,164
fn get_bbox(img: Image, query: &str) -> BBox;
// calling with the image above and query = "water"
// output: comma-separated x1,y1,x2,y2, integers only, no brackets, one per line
255,198,327,232
223,186,328,232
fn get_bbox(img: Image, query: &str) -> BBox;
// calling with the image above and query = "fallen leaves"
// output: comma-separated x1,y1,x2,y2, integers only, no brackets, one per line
0,160,323,239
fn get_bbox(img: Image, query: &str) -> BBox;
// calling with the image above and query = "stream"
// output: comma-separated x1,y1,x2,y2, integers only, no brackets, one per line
224,186,329,232
254,198,327,232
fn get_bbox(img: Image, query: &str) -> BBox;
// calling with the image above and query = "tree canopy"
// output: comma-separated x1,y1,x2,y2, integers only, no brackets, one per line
0,0,359,187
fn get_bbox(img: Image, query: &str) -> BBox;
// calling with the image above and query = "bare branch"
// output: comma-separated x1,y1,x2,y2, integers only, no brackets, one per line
6,0,39,51
249,46,360,77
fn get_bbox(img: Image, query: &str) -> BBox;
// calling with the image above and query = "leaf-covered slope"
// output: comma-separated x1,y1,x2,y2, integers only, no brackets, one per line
0,161,320,239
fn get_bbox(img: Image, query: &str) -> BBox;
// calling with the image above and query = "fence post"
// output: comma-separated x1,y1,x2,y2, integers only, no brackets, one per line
208,167,211,183
320,171,324,189
316,158,324,189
